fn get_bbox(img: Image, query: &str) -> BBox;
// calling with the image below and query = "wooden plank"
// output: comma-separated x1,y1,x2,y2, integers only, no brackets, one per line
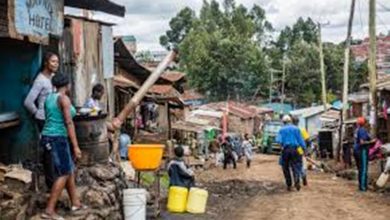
0,120,19,129
101,25,114,79
64,0,125,17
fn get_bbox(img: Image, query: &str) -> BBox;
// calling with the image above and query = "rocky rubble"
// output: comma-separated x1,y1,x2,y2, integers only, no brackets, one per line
0,162,130,220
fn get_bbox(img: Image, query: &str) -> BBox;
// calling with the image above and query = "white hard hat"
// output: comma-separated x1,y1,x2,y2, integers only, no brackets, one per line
282,115,292,123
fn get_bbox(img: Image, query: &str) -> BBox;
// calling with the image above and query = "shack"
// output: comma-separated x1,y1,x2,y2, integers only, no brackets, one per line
0,0,124,164
201,101,258,135
113,39,185,142
290,105,330,137
181,89,206,107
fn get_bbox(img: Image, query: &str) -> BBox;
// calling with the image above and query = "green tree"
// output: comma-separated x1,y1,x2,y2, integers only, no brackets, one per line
135,50,154,62
162,0,271,101
159,7,196,50
268,17,367,106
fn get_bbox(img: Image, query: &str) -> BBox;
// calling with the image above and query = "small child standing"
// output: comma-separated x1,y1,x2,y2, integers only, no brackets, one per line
222,136,237,169
167,146,195,188
242,134,253,168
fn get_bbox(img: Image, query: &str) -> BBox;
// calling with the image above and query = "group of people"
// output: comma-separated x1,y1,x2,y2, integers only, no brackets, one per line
167,113,374,194
276,115,310,191
277,114,374,192
220,134,254,169
167,133,255,189
24,52,107,219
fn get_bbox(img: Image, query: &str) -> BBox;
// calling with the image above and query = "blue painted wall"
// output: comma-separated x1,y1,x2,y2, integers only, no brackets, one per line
0,38,41,164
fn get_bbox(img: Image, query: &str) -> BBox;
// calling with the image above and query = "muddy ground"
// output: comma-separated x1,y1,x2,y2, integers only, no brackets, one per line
161,155,390,220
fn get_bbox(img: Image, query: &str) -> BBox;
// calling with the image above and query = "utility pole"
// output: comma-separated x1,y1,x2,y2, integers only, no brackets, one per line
369,0,377,137
269,70,274,103
318,23,327,111
281,58,286,106
268,68,283,104
339,0,356,162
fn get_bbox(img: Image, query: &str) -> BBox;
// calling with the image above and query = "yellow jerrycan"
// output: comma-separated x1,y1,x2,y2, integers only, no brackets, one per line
167,186,188,213
186,188,209,214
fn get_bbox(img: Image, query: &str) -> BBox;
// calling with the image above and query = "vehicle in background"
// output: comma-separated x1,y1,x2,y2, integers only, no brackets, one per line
260,121,283,154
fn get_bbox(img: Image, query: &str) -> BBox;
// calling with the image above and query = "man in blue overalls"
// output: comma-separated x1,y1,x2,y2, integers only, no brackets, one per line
354,117,372,192
277,115,306,191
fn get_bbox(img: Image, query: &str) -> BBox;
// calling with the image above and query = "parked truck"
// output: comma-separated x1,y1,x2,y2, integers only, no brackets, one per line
260,120,283,154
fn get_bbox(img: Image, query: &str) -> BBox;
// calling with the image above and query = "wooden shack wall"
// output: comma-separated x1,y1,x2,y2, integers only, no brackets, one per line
157,102,169,132
228,115,254,135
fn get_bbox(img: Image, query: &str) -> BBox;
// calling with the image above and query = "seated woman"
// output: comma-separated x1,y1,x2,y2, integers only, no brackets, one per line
84,83,105,110
167,146,195,188
40,73,85,219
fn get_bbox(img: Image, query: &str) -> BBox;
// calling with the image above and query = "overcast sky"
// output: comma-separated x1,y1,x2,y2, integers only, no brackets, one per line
87,0,390,51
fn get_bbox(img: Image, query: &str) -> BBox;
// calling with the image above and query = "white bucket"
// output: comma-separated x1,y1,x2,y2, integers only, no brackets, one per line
385,157,390,173
123,188,147,220
376,172,389,188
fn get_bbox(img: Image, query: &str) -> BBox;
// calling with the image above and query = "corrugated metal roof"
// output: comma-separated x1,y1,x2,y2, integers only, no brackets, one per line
190,109,224,118
348,92,369,103
160,71,185,82
113,74,140,89
248,106,273,115
181,89,205,101
172,121,206,133
149,85,175,95
201,101,257,119
290,105,329,118
320,109,341,122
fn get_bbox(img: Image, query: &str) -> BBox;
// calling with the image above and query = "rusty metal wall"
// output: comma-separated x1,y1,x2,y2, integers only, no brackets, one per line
60,17,107,109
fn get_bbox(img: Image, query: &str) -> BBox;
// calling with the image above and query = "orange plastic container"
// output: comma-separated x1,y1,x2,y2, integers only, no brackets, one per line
128,144,165,171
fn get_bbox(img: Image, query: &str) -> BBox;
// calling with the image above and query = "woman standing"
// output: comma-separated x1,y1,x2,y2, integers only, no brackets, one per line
353,117,372,192
40,73,84,219
24,52,59,132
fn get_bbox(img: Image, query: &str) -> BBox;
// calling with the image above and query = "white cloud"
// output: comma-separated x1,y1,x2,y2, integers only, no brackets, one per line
92,0,390,51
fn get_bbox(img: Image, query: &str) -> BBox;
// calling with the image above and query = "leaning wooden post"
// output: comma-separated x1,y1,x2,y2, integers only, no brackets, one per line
111,50,177,162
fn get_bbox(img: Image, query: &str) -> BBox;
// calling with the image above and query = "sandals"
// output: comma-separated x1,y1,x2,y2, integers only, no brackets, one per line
71,204,88,212
40,204,88,219
41,212,65,220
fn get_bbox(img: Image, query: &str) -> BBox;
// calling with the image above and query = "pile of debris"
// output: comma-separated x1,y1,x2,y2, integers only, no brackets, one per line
0,162,130,219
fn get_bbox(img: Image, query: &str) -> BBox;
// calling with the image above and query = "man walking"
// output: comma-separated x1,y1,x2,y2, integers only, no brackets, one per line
292,116,310,186
277,115,306,191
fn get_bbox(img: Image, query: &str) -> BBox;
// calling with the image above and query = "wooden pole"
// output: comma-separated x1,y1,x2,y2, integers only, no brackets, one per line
318,23,327,111
281,58,286,106
339,0,356,162
111,50,177,161
269,70,273,103
369,0,377,137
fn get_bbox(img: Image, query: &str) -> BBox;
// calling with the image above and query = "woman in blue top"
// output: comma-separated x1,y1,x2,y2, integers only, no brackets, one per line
41,73,84,220
354,117,372,192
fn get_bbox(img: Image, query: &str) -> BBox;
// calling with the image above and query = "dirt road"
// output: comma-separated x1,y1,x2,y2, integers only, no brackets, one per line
164,154,390,220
